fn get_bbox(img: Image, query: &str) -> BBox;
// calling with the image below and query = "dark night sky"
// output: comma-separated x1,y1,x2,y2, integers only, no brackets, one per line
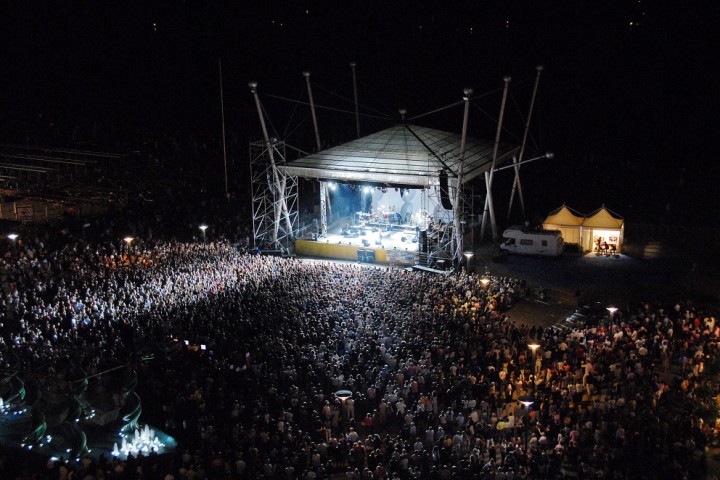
0,1,718,223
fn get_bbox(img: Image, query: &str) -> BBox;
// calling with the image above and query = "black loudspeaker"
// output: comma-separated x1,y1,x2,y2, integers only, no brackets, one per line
439,171,453,210
419,230,428,253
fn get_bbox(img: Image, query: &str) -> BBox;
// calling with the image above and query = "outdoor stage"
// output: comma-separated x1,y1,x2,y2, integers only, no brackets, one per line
296,212,424,266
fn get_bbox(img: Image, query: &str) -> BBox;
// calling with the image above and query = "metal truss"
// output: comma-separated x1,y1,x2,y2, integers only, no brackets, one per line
249,139,299,252
413,152,467,269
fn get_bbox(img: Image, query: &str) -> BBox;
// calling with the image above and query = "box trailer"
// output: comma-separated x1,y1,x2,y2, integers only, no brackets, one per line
499,226,565,256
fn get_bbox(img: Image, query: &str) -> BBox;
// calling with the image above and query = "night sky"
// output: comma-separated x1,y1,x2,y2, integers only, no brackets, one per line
0,1,717,224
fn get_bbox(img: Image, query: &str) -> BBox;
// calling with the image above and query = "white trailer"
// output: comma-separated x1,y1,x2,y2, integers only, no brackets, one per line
499,226,564,256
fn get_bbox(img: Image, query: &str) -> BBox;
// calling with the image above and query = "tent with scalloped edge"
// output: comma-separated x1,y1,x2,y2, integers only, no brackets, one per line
542,204,586,245
580,205,624,252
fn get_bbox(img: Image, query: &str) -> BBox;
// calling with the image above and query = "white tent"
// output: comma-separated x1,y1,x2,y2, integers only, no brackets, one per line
542,204,585,245
581,205,624,252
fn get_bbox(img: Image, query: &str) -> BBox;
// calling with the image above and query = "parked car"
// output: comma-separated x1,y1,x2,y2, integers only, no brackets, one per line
555,302,608,331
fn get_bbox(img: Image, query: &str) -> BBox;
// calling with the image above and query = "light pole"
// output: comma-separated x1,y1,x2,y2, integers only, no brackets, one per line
528,343,541,379
518,395,535,453
606,306,618,330
123,237,134,254
7,233,18,256
463,251,474,274
335,390,352,434
199,225,208,243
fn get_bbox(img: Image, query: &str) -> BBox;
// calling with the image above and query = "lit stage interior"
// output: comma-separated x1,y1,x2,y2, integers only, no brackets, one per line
297,184,453,267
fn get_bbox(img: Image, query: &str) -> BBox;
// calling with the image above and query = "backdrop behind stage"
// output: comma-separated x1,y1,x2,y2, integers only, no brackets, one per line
365,188,419,221
361,187,453,226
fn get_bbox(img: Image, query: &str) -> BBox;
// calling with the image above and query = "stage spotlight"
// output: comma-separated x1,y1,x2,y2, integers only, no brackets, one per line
363,186,371,193
328,182,336,190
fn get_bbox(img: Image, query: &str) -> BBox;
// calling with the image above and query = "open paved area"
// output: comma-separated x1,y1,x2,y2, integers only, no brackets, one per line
470,243,715,310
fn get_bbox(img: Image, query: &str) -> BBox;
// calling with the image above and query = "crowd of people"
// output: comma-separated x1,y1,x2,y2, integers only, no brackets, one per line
0,228,718,479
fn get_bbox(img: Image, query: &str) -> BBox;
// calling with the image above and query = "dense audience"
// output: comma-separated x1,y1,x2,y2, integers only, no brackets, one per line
0,230,717,479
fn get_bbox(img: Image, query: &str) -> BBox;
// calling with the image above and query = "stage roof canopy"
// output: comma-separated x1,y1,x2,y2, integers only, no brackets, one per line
280,124,519,188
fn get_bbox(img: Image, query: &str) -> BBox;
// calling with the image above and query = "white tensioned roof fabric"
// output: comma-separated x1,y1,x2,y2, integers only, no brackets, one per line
280,124,518,187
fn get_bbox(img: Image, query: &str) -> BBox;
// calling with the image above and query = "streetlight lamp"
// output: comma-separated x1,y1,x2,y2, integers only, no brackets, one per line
518,395,535,453
463,251,474,273
528,343,541,377
199,225,208,243
7,233,18,255
335,390,353,433
122,237,134,258
606,306,618,329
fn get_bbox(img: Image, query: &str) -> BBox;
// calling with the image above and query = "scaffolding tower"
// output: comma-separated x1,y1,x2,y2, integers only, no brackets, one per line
249,139,299,252
411,152,468,269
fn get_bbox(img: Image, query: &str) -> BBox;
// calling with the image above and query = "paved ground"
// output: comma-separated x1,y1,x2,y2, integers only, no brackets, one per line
471,243,716,310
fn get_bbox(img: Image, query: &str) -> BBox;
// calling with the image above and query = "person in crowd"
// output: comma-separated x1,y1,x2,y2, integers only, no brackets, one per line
0,207,714,480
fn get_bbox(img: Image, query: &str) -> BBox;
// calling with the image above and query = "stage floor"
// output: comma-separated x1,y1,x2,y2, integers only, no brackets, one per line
323,217,420,253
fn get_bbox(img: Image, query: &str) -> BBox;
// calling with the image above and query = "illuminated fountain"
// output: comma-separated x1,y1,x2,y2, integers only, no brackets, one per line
112,424,166,458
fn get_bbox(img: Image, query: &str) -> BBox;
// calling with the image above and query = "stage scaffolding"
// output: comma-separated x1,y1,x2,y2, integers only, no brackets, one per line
249,139,299,252
415,152,468,270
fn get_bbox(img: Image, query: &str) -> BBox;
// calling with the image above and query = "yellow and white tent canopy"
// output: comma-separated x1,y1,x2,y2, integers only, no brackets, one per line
582,205,624,252
543,205,624,252
542,204,585,245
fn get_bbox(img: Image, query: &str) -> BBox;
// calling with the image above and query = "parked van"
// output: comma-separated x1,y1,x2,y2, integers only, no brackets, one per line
499,226,564,256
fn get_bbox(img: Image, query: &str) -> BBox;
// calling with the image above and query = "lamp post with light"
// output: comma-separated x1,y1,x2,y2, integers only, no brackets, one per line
7,233,18,256
463,251,474,274
518,395,535,453
528,343,540,374
335,390,352,434
122,237,134,256
199,225,208,243
605,306,618,330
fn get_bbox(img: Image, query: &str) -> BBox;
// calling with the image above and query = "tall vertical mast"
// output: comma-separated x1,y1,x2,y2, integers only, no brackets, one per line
304,71,329,237
453,88,473,264
303,71,322,152
480,76,511,241
219,59,229,202
508,65,543,219
350,62,360,138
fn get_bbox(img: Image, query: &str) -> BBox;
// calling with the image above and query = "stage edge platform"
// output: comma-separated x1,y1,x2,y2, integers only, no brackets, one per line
296,239,417,266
